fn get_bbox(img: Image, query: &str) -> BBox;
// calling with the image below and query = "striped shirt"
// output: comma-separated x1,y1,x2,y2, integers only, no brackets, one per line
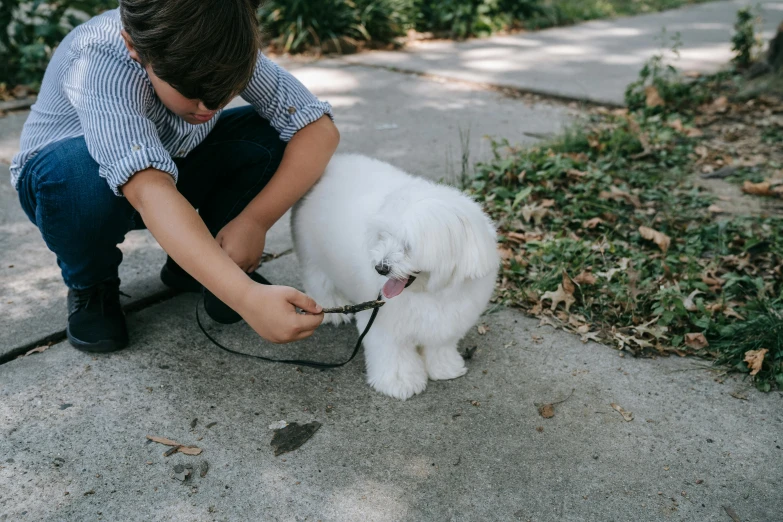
10,9,332,196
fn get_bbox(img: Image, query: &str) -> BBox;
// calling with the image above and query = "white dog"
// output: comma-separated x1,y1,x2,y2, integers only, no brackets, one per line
292,154,499,400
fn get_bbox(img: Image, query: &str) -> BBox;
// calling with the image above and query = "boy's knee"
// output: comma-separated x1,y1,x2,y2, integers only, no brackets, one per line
26,137,133,238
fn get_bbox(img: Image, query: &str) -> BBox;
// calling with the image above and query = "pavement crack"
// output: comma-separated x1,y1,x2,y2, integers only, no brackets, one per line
0,250,297,366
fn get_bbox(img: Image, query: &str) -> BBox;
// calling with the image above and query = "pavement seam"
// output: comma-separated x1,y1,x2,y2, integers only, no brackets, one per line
0,287,180,365
337,60,623,109
0,250,298,364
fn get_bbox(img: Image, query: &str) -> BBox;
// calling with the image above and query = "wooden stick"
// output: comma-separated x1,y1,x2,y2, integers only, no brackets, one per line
322,299,385,314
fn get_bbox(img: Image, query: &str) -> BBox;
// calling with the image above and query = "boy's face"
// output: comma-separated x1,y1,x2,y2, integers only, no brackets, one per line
145,67,218,125
122,30,220,125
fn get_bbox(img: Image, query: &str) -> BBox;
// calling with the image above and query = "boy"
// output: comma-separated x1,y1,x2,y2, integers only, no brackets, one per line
11,0,337,352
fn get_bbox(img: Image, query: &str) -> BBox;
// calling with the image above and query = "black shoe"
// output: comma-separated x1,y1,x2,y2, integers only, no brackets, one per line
66,279,129,353
160,257,202,293
203,271,272,324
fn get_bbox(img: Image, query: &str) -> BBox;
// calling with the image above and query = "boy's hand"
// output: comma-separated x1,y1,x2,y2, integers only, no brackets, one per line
216,214,267,272
239,283,324,343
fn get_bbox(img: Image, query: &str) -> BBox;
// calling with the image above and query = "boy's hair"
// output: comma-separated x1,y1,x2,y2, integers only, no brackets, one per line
120,0,262,110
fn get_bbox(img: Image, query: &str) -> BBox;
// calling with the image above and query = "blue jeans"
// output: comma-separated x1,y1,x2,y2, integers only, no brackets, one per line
16,106,286,289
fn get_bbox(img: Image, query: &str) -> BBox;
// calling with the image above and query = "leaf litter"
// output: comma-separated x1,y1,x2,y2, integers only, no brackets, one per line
466,50,783,389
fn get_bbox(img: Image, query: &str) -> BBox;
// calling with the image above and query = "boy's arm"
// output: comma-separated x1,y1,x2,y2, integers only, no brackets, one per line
241,114,338,230
219,53,339,272
122,169,323,343
216,115,339,271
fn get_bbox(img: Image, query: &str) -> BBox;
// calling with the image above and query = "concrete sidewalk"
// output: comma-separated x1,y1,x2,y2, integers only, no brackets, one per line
2,7,782,521
344,0,783,105
1,256,781,521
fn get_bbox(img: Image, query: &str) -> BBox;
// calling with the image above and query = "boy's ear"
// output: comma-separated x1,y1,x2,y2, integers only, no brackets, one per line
120,30,141,63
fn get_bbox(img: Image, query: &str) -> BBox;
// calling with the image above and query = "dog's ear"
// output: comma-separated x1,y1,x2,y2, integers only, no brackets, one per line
406,193,499,288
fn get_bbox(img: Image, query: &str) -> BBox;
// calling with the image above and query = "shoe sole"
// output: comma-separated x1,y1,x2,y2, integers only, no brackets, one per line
67,326,129,353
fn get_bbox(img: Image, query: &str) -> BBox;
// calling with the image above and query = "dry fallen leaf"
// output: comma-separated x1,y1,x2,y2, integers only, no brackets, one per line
722,307,745,321
638,226,671,254
645,85,664,108
521,203,550,224
146,435,202,456
724,505,741,522
146,435,181,447
538,315,559,328
610,403,633,421
708,96,729,114
597,267,621,281
707,204,724,214
477,324,488,335
744,348,768,376
582,217,605,229
541,271,576,312
684,333,709,349
506,230,526,240
685,127,704,138
683,290,703,312
668,119,684,132
25,345,50,356
577,324,601,343
573,271,597,285
729,391,748,401
271,422,322,456
742,180,782,198
587,134,603,150
538,404,555,418
600,186,642,208
701,269,724,289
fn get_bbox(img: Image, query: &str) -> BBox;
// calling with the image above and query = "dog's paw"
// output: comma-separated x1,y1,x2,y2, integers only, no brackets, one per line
367,358,428,400
321,313,354,326
369,373,428,400
424,346,468,381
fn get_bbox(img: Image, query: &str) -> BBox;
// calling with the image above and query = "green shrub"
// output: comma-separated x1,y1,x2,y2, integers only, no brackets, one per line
624,32,718,115
0,0,718,89
355,0,410,43
411,0,542,39
257,0,406,53
1,0,116,89
731,7,762,70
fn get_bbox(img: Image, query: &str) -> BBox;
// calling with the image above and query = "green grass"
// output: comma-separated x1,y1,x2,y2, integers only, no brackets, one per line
467,60,783,390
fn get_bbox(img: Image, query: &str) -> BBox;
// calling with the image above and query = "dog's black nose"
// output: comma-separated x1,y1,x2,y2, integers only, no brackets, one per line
375,263,390,276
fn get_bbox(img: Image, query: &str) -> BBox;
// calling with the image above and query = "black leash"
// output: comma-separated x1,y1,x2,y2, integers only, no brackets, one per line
196,288,382,370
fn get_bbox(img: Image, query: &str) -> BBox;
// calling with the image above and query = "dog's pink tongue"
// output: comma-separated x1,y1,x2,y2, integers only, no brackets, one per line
382,277,409,299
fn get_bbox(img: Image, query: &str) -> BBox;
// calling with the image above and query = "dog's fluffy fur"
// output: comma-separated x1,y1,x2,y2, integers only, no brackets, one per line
292,154,499,400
